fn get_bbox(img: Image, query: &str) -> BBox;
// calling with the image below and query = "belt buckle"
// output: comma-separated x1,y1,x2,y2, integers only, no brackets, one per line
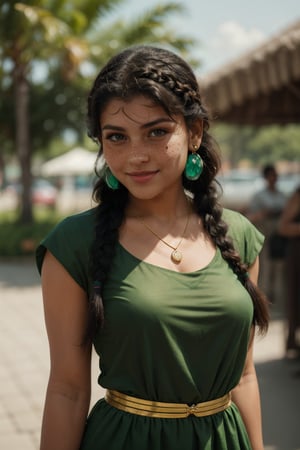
187,403,198,416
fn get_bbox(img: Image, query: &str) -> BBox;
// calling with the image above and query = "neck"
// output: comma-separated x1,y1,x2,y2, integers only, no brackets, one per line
126,190,191,222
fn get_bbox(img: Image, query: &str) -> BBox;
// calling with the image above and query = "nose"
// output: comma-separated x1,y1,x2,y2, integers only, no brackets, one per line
128,144,150,164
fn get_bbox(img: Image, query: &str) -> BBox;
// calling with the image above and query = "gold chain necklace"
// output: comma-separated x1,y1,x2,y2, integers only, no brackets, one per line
139,211,190,264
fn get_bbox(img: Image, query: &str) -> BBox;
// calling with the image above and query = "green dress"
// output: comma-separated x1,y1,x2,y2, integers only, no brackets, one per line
36,208,264,450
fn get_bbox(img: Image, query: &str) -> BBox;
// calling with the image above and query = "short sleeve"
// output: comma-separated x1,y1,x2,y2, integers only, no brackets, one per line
222,208,265,266
35,208,96,294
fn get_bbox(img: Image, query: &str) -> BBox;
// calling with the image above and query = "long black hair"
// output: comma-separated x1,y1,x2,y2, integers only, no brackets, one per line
86,45,269,340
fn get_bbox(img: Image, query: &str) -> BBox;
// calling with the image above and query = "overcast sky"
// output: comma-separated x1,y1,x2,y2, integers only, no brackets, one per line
106,0,300,75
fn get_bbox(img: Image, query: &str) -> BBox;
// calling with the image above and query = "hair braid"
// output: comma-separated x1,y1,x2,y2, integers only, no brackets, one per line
85,181,128,341
86,45,269,340
138,69,200,105
186,137,269,334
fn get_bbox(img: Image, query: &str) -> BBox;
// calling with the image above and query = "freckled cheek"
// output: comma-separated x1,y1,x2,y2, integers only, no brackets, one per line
103,150,123,172
164,143,188,165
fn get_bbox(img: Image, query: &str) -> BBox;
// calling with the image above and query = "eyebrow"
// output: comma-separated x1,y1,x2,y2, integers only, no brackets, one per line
102,117,174,131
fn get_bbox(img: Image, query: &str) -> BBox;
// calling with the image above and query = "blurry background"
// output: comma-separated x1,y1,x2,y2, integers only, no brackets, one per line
1,0,299,253
0,1,299,449
1,0,299,239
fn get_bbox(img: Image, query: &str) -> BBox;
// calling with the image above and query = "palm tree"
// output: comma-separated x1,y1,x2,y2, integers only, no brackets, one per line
0,0,199,223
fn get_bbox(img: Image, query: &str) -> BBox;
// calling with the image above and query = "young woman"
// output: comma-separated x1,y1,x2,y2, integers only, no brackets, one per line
36,45,269,450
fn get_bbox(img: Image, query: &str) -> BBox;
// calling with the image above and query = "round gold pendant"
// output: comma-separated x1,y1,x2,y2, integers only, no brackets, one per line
171,250,182,264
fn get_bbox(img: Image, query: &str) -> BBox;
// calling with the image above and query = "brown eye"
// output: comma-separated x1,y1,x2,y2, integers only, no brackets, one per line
149,128,167,137
105,133,126,142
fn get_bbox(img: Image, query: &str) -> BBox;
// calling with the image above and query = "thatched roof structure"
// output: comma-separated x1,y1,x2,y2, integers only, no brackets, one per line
200,20,300,125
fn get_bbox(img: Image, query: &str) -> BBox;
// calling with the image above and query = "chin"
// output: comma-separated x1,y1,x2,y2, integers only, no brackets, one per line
127,187,163,201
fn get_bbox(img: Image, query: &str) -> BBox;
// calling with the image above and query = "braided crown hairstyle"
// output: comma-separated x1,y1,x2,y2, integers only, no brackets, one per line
86,45,269,340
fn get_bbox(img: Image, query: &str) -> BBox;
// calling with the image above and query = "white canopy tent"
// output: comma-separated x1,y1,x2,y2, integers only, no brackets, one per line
39,147,105,212
40,147,99,177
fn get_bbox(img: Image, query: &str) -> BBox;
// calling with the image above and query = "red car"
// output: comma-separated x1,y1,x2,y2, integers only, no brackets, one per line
5,179,58,207
31,179,58,207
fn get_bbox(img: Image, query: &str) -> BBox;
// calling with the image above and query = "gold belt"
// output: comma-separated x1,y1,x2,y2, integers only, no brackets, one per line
105,389,231,419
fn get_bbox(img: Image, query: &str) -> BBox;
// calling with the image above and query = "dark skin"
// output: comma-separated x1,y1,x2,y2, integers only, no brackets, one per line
278,189,300,237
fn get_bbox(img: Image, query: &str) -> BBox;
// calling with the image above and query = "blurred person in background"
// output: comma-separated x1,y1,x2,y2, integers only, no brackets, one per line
278,186,300,358
246,164,287,303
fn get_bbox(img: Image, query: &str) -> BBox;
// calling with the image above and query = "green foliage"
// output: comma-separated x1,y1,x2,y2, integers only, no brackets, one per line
90,2,196,62
211,124,255,166
212,123,300,167
1,0,200,159
247,125,300,163
0,209,63,256
1,0,201,224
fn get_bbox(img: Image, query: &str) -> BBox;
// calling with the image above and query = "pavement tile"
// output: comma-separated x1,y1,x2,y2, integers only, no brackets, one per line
0,433,36,450
0,416,17,434
0,375,23,396
1,393,31,413
13,409,42,433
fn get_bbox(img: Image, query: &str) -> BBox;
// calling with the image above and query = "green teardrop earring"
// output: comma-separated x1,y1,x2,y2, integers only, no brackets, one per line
105,167,119,190
184,145,203,181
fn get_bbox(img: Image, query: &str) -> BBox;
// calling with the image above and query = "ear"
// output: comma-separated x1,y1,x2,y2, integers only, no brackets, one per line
188,119,203,149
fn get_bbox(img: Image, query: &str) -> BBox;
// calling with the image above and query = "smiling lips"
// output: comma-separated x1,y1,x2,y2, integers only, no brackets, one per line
127,170,159,183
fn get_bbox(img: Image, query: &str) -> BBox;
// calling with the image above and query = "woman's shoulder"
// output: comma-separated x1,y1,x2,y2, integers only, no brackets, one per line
221,208,251,231
35,207,99,292
54,207,97,233
36,207,98,284
221,208,264,265
39,207,98,255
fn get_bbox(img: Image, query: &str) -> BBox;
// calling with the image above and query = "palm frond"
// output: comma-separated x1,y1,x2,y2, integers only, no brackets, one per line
132,2,186,27
49,0,126,32
87,2,201,68
15,3,69,41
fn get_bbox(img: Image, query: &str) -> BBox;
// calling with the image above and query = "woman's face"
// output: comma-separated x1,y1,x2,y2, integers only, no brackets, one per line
99,95,200,201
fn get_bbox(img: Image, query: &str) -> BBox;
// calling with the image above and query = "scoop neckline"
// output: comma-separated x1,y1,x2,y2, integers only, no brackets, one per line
117,242,219,275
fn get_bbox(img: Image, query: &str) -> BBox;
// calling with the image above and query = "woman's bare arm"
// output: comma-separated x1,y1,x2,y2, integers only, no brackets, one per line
278,190,300,237
40,251,92,450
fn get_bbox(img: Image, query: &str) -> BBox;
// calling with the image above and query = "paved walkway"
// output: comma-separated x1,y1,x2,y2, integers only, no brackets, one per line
0,258,299,450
